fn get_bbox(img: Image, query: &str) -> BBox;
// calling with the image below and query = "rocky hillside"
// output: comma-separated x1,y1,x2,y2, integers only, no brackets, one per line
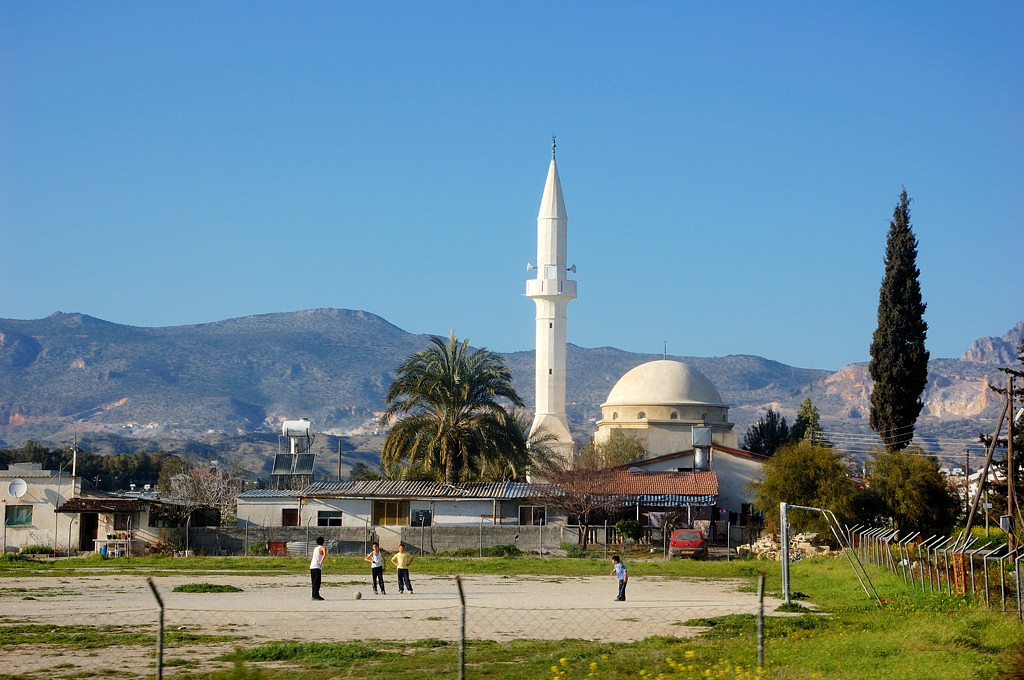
0,310,1019,470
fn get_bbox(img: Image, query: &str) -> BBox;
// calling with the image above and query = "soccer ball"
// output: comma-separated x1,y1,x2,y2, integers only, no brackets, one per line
353,590,362,600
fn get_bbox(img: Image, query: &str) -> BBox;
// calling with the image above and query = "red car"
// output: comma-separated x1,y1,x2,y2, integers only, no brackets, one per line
669,528,708,559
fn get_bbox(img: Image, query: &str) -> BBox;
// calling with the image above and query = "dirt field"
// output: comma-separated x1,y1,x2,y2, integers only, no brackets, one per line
0,571,780,677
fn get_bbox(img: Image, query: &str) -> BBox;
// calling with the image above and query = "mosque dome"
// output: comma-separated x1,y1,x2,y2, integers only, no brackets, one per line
603,360,725,407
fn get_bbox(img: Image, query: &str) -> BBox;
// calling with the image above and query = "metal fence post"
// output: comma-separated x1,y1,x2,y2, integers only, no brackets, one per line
147,577,164,680
780,503,790,604
455,575,466,680
1011,557,1019,622
757,572,765,670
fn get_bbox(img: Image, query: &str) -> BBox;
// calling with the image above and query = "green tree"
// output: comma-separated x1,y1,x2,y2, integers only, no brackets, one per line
379,332,527,484
743,408,790,456
749,441,859,536
868,447,959,535
577,429,647,469
869,189,929,452
790,397,831,447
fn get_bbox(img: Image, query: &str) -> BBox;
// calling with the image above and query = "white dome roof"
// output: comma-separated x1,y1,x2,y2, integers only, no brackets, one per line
603,360,725,407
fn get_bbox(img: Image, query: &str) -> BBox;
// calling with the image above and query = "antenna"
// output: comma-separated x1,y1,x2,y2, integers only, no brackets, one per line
567,264,576,273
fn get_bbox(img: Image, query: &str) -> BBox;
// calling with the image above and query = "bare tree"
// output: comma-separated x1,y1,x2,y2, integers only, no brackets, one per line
162,458,242,524
529,457,623,548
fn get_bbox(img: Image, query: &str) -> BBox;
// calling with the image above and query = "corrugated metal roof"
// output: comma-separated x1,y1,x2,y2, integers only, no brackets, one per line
237,489,303,499
298,473,716,503
303,480,534,500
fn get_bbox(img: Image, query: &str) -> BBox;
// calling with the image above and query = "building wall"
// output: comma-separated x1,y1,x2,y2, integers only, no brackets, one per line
595,421,738,456
1,467,80,553
630,449,763,515
711,453,764,515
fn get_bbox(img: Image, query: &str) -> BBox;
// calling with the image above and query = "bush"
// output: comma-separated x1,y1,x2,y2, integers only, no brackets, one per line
490,544,522,558
439,544,523,558
20,544,57,555
615,519,642,542
247,540,268,555
563,544,591,558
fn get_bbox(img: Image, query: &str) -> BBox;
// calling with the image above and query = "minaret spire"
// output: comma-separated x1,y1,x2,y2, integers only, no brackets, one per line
527,143,576,460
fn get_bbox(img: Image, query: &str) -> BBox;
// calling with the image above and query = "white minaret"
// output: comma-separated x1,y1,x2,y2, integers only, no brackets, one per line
526,139,576,456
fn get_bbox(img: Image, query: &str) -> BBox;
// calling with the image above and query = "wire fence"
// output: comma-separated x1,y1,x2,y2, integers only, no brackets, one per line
1,571,772,679
847,526,1024,620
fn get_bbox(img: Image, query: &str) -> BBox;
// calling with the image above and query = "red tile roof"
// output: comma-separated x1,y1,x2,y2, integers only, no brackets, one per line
598,469,718,496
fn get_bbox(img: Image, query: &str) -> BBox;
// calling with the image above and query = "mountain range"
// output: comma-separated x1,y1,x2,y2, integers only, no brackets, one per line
1,309,1020,473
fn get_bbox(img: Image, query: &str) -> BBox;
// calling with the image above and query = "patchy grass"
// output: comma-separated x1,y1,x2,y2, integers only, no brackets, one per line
0,623,241,649
172,583,244,593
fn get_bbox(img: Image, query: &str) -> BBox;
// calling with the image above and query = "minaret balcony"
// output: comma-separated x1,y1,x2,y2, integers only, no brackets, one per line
526,278,577,299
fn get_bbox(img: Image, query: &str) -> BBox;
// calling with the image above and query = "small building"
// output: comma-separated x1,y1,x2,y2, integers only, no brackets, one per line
236,472,721,553
611,444,769,526
57,493,219,556
1,462,80,554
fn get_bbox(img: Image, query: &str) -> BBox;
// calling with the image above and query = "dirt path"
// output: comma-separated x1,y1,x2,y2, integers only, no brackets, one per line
0,571,779,677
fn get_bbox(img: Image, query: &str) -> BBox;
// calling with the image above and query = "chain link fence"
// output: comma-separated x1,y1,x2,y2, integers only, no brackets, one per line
1,571,773,678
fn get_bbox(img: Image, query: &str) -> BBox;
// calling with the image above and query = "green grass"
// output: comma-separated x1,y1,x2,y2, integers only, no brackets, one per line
172,583,244,593
0,623,242,649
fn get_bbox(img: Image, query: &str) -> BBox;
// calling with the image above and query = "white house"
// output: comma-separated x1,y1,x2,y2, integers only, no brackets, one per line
2,462,80,554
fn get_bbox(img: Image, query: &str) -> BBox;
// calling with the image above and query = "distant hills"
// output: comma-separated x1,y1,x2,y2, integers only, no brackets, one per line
1,309,1020,473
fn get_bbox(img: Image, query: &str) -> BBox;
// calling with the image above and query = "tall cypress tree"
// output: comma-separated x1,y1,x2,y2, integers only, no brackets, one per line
869,189,929,452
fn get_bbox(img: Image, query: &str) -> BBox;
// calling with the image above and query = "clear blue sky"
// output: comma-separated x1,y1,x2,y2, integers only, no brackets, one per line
2,3,1021,370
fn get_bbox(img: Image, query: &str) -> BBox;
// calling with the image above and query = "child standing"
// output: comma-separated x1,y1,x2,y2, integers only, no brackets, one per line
390,543,414,594
309,536,326,601
610,555,628,601
364,541,386,595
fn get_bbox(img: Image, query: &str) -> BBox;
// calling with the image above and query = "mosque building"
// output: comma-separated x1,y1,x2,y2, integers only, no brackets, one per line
525,143,762,528
594,359,739,456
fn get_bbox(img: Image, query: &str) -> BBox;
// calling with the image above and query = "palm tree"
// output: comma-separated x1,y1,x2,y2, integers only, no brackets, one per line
379,332,527,484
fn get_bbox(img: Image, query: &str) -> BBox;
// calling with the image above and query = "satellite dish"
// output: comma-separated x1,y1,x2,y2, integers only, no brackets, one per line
8,479,27,498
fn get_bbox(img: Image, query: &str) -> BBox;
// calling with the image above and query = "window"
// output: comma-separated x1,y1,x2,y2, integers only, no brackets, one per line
114,513,131,531
411,509,432,527
637,412,646,419
701,412,708,421
317,511,342,527
670,412,678,420
5,505,32,527
282,508,299,527
372,500,410,526
612,412,618,421
519,505,546,526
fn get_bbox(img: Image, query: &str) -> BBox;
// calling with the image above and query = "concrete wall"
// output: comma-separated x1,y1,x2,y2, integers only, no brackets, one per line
397,524,582,555
187,526,374,556
186,524,585,556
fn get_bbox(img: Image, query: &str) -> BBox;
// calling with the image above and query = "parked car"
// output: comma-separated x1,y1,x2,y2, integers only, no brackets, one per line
669,528,708,559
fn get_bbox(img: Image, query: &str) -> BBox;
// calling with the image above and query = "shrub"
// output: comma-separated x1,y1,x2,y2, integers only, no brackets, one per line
615,519,642,542
20,544,57,555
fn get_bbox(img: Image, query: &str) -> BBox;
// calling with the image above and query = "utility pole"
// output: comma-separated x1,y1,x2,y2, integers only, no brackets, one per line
1008,376,1016,553
964,447,970,518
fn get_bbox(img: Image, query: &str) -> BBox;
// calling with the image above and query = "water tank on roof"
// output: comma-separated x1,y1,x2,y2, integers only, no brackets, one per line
282,418,311,438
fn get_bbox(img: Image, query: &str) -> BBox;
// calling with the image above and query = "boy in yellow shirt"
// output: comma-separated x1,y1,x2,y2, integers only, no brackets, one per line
390,543,414,594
